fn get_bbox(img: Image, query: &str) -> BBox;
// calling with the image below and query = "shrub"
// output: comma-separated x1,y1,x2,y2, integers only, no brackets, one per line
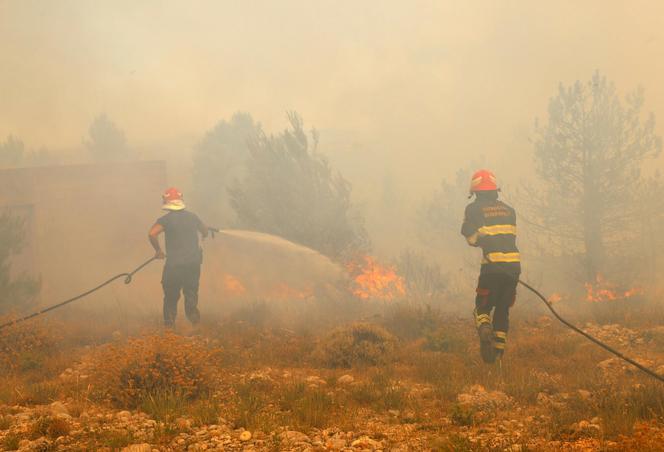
314,322,397,368
423,327,468,353
87,332,222,406
2,433,20,450
0,415,11,430
449,403,474,426
20,381,60,404
0,319,59,374
382,303,442,340
394,250,447,299
47,417,71,438
0,211,41,315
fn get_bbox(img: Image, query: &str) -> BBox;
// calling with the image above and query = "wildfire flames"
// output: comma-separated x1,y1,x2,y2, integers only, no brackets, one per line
222,274,246,296
347,256,406,300
548,293,563,304
270,282,313,300
585,274,643,303
217,255,407,301
220,273,312,300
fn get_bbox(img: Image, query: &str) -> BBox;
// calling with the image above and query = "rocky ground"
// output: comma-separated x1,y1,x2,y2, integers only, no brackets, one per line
1,312,664,451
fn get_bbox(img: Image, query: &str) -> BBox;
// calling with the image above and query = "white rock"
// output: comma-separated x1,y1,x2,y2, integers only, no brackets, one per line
337,374,355,385
50,401,70,417
117,410,132,420
577,420,590,430
176,417,192,429
326,437,347,449
279,430,310,443
121,444,152,452
577,389,591,400
351,436,382,448
306,375,325,385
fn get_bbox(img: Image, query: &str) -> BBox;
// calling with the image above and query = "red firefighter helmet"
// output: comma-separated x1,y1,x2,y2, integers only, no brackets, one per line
162,187,186,211
469,169,498,193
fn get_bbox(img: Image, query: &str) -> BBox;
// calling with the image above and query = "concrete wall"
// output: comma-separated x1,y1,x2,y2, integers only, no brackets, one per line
0,161,167,309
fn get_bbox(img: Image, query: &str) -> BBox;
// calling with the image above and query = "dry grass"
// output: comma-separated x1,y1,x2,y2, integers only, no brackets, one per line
348,369,409,412
138,388,223,426
232,378,278,431
1,299,664,448
279,382,335,428
2,433,20,450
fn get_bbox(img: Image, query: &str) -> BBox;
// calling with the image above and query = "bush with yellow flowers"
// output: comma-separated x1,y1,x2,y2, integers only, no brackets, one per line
0,317,59,374
87,332,223,406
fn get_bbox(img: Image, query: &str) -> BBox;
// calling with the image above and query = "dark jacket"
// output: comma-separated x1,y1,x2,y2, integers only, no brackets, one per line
157,210,205,266
461,192,521,276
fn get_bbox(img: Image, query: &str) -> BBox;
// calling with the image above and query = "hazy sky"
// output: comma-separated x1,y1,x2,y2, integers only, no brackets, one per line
2,0,664,191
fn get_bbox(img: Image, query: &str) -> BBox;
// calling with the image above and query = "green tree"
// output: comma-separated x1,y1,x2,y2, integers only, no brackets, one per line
532,72,661,279
85,114,132,162
0,136,25,167
0,212,39,314
0,136,57,168
192,112,261,225
229,112,369,260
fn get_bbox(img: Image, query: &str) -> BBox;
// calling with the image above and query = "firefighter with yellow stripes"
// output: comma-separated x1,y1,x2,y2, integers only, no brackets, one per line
461,169,520,363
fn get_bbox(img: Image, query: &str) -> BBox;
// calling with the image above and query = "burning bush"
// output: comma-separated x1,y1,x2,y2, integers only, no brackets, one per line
87,332,222,406
347,256,406,300
314,322,397,368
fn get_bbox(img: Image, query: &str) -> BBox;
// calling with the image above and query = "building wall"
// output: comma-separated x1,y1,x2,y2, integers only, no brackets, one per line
0,161,167,306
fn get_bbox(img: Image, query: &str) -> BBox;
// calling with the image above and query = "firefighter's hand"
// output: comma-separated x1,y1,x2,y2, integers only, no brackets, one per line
154,250,166,260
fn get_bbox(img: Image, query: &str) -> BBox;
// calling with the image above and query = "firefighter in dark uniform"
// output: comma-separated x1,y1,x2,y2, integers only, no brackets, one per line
461,170,520,363
148,187,210,328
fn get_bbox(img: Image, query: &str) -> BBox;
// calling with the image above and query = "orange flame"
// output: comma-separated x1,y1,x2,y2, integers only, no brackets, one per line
269,282,313,301
221,274,311,300
347,256,406,300
548,293,563,304
222,274,246,296
584,274,643,303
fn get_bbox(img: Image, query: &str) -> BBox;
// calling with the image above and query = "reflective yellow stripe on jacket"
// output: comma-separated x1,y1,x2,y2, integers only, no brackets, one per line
482,252,521,264
478,224,517,236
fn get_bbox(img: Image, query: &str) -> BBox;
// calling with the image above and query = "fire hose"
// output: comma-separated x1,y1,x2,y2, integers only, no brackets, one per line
512,273,664,383
0,227,223,332
0,257,156,331
2,237,662,384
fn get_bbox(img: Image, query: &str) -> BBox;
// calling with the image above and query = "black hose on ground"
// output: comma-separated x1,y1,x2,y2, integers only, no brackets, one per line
516,277,664,384
0,257,156,331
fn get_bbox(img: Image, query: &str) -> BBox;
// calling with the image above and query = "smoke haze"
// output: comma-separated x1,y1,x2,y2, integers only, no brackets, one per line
2,1,664,194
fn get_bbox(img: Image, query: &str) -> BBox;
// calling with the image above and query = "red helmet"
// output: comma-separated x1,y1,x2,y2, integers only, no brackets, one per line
162,187,186,210
162,187,183,202
470,169,498,193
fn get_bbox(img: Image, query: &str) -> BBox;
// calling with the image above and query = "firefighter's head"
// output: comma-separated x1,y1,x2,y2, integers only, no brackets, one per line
469,169,499,198
162,187,186,211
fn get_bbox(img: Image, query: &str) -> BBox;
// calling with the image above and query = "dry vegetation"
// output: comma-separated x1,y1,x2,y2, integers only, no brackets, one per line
1,297,664,451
